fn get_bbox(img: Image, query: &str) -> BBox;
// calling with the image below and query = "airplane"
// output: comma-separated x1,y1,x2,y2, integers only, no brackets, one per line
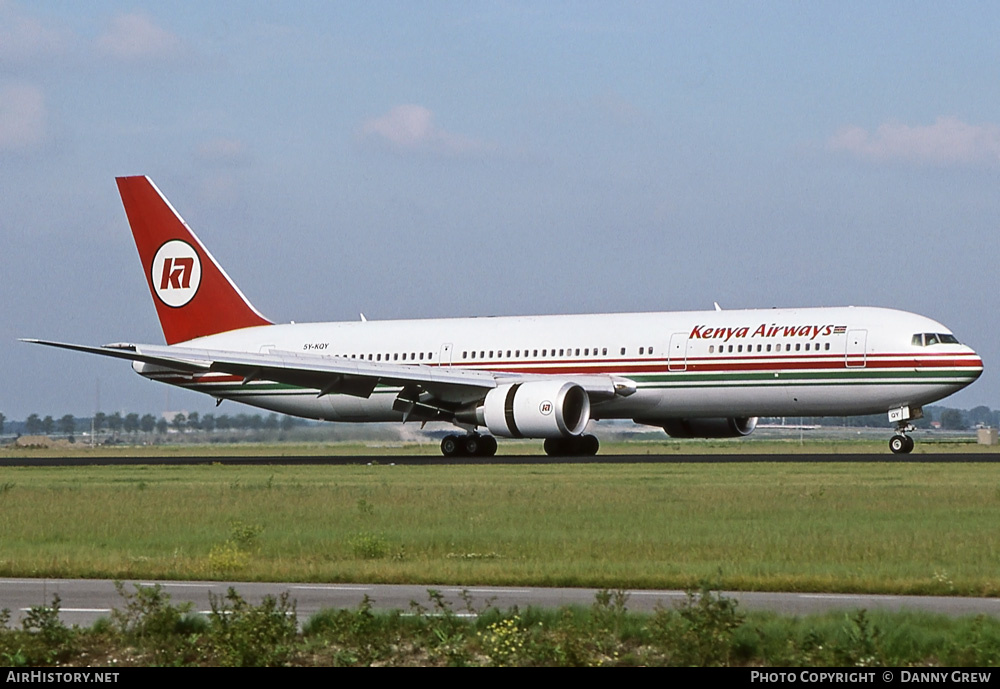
25,176,983,456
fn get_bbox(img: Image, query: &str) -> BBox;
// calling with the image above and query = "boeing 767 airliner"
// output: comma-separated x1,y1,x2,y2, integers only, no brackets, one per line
25,177,983,456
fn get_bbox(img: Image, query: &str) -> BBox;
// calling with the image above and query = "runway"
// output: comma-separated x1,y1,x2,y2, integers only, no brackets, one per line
0,453,998,466
4,578,1000,628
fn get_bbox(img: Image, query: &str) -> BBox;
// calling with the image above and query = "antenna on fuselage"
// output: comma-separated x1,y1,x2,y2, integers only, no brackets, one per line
360,313,367,322
714,302,723,311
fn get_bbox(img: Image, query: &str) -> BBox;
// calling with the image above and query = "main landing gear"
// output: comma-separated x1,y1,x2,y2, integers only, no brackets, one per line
440,433,498,457
543,434,600,457
439,433,601,457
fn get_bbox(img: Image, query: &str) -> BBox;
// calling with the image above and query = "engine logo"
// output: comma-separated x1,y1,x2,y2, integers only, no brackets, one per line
539,401,553,415
151,239,201,308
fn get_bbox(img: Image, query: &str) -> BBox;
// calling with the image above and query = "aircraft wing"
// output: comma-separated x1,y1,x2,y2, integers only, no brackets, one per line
22,339,629,409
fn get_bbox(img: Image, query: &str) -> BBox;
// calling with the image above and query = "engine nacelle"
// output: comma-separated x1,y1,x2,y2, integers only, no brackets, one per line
660,417,758,439
481,381,591,438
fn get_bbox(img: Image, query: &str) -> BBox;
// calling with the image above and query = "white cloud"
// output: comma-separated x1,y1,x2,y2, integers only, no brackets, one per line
196,138,250,167
96,13,183,61
0,82,46,152
828,117,1000,165
360,105,492,156
0,3,73,64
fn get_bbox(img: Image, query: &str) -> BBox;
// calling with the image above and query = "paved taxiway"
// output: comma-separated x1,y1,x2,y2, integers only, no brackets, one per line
1,453,998,467
3,579,999,628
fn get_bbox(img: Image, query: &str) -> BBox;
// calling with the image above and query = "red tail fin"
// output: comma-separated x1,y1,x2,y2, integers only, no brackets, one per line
116,176,272,344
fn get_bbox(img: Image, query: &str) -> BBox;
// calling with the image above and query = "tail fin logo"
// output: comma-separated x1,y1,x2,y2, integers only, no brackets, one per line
151,240,202,308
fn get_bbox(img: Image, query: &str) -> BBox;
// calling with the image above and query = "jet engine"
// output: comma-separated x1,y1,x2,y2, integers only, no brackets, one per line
659,417,758,439
479,381,590,438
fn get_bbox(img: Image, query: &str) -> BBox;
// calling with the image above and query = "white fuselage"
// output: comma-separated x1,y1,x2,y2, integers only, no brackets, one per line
136,305,982,426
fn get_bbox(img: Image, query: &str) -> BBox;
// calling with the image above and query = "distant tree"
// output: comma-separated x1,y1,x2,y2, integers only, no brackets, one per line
187,412,200,431
42,415,55,435
216,415,231,431
140,414,156,434
968,406,996,428
281,415,295,432
201,414,216,432
248,414,263,431
172,413,186,433
93,412,107,434
940,409,966,430
25,414,41,434
124,413,140,434
156,417,168,434
108,412,123,434
58,414,76,435
0,412,5,435
264,413,278,431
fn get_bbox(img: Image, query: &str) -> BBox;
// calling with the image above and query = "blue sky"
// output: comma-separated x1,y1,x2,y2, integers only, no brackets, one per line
3,1,999,419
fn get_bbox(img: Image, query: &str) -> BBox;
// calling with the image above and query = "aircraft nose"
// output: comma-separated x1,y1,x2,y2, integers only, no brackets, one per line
965,346,984,380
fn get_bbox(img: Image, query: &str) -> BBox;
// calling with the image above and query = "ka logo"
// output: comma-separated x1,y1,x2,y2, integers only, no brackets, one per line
151,240,201,307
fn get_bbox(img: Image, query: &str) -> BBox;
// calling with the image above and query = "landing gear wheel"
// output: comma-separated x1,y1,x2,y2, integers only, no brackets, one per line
543,435,600,457
441,435,460,457
479,435,498,457
441,433,498,457
543,438,565,457
889,434,914,455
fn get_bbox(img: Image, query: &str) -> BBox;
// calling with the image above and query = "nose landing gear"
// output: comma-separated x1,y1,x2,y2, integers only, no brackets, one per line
887,405,921,455
889,433,914,454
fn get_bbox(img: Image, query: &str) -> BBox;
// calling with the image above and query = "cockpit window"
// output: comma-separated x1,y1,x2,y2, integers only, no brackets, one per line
912,333,960,346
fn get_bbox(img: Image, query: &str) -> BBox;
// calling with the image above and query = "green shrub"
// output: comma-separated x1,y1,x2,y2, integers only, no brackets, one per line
208,588,297,667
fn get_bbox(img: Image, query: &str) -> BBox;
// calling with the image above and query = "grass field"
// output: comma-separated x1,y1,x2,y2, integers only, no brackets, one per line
0,454,998,595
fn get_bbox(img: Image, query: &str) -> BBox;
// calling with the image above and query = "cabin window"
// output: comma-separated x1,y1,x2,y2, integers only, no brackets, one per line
639,347,644,355
419,352,425,360
620,347,626,356
603,348,608,355
648,346,654,354
709,345,715,354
